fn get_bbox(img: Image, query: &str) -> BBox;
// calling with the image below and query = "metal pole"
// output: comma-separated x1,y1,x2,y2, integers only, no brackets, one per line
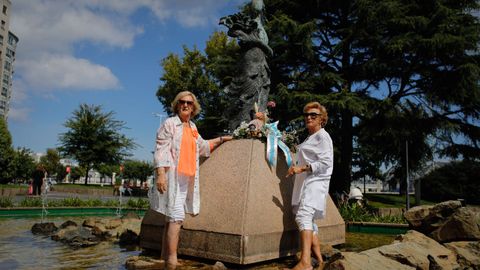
406,140,410,210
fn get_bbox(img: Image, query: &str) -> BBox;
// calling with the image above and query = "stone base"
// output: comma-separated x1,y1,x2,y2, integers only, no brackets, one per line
140,139,345,264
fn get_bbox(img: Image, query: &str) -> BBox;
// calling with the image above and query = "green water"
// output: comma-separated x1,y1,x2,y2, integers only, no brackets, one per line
0,217,399,269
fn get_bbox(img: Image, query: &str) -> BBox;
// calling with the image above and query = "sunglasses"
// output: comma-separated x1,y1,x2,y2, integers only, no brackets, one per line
303,112,320,118
178,100,194,106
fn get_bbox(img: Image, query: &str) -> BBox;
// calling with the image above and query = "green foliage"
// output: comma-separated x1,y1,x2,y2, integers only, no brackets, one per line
419,160,480,205
126,198,149,209
122,160,154,187
0,118,14,184
156,31,240,138
19,197,43,207
0,197,13,208
155,0,480,195
58,104,136,185
40,148,65,181
338,202,406,224
11,147,36,182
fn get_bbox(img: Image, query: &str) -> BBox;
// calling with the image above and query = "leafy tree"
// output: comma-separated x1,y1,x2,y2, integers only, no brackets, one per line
58,104,136,185
97,164,121,185
156,0,480,195
122,160,154,188
0,118,14,183
69,165,86,184
11,147,36,183
156,31,240,138
40,148,63,180
419,160,480,204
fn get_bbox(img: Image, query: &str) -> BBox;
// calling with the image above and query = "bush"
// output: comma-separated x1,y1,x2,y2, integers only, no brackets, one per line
420,160,480,205
19,197,43,207
126,198,149,209
0,197,14,207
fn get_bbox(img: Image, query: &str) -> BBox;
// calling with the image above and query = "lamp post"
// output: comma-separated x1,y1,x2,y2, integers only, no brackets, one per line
406,140,410,210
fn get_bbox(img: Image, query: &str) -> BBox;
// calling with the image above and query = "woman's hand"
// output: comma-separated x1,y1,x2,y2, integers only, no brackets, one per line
286,165,309,177
156,167,168,194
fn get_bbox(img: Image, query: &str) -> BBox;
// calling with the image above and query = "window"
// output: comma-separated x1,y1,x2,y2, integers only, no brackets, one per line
1,87,7,97
2,74,8,84
4,61,10,71
8,35,15,46
2,6,6,15
1,20,5,29
6,48,13,59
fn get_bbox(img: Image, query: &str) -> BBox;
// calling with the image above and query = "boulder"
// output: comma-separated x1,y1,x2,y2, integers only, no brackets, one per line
327,230,459,270
444,241,480,269
404,200,462,234
431,207,480,242
31,222,57,235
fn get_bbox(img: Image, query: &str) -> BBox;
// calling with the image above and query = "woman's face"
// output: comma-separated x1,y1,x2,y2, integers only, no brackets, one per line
303,108,322,131
177,95,194,120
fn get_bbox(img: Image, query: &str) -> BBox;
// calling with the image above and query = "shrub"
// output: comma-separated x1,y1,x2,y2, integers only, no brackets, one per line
126,198,149,209
19,197,43,207
0,197,14,207
420,160,480,205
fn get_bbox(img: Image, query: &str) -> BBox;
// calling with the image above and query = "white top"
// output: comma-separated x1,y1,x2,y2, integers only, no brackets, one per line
291,128,333,219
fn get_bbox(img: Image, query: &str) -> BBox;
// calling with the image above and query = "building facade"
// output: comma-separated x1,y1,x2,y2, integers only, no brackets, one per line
0,0,18,120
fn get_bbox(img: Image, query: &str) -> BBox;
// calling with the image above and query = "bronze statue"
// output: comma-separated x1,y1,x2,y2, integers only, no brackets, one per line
220,0,272,131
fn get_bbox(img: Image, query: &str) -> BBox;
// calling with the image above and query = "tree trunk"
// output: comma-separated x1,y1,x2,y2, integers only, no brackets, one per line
84,166,90,185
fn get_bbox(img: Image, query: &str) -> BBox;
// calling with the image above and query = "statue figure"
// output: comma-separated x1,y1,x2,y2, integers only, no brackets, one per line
220,0,273,131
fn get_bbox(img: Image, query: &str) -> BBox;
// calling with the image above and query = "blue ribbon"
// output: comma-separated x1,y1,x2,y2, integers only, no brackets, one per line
265,121,293,170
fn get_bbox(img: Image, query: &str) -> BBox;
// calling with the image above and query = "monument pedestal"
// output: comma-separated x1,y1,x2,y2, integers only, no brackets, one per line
140,139,345,264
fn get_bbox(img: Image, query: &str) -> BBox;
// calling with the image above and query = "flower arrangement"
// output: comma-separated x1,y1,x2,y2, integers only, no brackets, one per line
232,121,267,140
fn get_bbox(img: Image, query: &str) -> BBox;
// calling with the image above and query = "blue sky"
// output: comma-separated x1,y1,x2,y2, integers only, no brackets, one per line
7,0,248,162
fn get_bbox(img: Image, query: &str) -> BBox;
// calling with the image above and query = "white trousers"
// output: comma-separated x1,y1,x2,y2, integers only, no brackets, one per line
295,205,319,234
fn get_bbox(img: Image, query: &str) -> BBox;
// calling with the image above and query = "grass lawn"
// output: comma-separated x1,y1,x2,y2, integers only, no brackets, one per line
365,193,436,208
0,183,114,190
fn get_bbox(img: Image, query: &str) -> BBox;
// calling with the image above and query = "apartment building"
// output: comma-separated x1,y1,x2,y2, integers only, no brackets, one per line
0,0,18,120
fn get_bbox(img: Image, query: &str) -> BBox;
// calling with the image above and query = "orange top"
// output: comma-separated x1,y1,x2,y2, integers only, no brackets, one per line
177,126,197,177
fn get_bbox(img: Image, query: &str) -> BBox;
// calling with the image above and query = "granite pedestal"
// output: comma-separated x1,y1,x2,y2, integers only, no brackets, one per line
140,139,345,264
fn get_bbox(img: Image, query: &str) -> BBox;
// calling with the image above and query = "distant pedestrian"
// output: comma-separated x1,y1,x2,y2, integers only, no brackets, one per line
32,165,46,196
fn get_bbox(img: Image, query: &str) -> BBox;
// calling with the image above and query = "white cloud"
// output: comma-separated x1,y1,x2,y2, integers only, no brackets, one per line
8,0,244,120
8,107,31,122
17,54,120,90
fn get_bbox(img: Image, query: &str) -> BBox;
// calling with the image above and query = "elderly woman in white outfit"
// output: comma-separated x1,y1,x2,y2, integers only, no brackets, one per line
150,91,232,269
286,102,333,270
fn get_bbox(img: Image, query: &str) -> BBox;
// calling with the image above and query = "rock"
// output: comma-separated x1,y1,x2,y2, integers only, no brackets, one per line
31,222,57,235
326,230,458,270
430,207,480,242
119,229,139,246
125,256,165,270
444,241,480,269
212,261,227,270
59,220,77,229
122,211,141,220
51,226,101,248
404,200,462,234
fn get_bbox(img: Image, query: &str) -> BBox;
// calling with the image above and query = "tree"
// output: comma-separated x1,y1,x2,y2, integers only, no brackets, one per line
58,104,136,185
419,160,480,204
122,160,154,188
97,164,121,185
156,0,480,195
0,118,14,183
156,31,240,138
40,148,63,181
11,147,36,183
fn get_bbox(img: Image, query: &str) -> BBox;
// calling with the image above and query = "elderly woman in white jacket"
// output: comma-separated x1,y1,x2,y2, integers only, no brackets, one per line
286,102,333,270
150,91,232,268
